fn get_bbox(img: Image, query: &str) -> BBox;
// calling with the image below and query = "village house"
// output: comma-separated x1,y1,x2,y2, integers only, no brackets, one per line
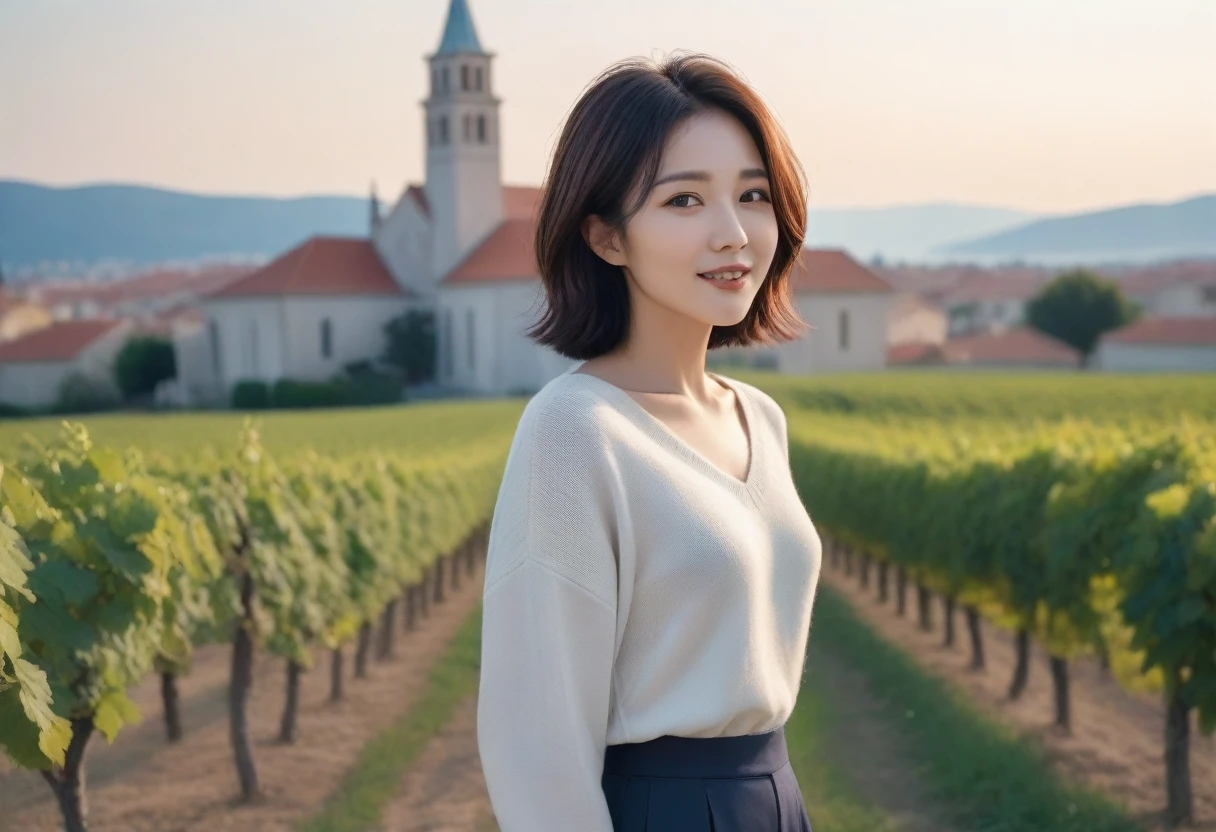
178,0,893,405
1095,316,1216,372
0,319,131,409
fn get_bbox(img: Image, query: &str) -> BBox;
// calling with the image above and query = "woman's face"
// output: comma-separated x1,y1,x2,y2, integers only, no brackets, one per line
588,108,779,332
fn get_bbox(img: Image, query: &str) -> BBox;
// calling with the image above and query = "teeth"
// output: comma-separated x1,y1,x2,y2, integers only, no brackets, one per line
702,270,745,281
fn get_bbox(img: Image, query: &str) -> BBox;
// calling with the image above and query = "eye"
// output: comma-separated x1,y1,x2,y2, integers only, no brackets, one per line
664,193,702,208
741,188,771,203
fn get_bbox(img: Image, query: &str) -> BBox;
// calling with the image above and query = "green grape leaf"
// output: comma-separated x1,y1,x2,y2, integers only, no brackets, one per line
0,523,36,601
21,599,97,655
0,684,50,768
82,518,151,582
93,689,141,743
0,598,20,660
26,560,99,607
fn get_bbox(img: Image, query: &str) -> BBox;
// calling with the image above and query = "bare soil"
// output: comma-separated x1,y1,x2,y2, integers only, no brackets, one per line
821,565,1216,831
808,644,959,832
379,691,499,832
0,553,488,832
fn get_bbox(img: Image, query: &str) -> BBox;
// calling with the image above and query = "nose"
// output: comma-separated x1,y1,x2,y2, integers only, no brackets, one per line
709,200,748,252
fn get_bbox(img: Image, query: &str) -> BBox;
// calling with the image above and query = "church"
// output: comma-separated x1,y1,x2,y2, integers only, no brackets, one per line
179,0,892,406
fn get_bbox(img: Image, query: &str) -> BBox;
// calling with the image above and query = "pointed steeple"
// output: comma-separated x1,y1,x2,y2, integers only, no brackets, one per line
369,180,381,235
435,0,483,55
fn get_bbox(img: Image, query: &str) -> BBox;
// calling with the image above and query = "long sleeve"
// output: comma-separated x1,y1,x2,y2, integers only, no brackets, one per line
477,400,621,832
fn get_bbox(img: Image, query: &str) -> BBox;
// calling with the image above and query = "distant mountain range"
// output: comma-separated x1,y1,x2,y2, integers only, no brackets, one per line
1,179,1212,275
938,195,1216,263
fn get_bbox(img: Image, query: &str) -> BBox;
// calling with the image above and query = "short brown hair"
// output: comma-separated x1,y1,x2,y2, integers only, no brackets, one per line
526,52,809,360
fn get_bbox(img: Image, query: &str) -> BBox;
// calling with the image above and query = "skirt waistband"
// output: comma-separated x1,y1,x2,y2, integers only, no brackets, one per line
602,724,789,780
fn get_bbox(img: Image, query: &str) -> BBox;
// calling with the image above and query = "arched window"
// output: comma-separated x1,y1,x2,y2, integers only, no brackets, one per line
477,114,486,143
475,66,483,91
838,309,850,350
438,115,448,145
320,318,333,359
461,65,469,91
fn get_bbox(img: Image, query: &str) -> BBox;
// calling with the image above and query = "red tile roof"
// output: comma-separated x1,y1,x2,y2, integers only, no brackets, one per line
0,319,125,363
939,272,1053,303
503,186,541,219
887,342,945,365
1101,316,1216,347
1118,261,1216,295
210,237,406,298
445,217,538,283
788,249,893,294
940,326,1081,367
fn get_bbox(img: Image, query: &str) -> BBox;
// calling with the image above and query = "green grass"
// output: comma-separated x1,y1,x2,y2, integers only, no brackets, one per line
785,644,902,831
797,586,1143,832
0,399,525,458
297,603,485,832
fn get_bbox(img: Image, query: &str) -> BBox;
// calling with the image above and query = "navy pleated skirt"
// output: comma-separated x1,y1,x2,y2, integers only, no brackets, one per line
600,723,812,832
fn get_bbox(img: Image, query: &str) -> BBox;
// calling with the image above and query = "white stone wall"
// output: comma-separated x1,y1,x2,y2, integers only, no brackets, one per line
889,301,947,346
200,298,286,391
438,281,569,396
374,193,433,296
1152,284,1216,318
1096,342,1216,372
280,295,411,379
763,293,892,373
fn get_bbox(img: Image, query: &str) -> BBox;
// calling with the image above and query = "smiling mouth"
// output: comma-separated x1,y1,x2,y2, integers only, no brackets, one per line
697,268,751,282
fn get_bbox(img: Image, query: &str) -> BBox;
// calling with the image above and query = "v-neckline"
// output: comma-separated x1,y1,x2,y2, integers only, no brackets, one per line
564,363,763,496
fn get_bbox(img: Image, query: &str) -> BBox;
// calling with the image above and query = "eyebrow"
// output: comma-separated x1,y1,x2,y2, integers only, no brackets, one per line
651,167,769,189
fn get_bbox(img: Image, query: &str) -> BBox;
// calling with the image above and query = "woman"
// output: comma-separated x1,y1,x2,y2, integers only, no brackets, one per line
477,51,822,832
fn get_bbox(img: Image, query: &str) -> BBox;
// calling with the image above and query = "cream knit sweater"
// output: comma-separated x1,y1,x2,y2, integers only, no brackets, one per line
476,362,822,831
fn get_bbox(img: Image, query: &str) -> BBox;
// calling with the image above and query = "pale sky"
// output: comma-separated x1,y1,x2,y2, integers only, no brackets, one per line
1,0,1213,214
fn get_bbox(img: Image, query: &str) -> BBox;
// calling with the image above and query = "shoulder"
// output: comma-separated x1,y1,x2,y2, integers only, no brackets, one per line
503,373,624,482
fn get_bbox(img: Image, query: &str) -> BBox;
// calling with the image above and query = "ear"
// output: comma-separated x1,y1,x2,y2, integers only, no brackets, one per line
581,215,627,267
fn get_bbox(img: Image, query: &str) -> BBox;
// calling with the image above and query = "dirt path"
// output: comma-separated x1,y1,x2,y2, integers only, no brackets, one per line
377,609,958,832
0,548,488,832
821,564,1216,831
379,691,499,832
804,642,959,832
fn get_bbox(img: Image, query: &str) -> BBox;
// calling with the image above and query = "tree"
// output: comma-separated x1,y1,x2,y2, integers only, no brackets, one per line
1025,270,1139,368
382,310,436,384
114,336,177,401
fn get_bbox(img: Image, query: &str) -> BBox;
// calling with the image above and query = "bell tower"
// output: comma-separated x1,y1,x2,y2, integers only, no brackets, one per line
423,0,503,280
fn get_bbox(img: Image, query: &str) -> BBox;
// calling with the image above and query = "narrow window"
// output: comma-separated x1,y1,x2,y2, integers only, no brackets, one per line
463,114,471,142
838,309,850,351
320,318,333,359
245,319,260,375
438,115,448,145
208,319,222,378
477,114,486,143
466,308,475,372
432,69,439,94
475,66,483,91
441,66,449,93
443,307,453,379
461,65,469,91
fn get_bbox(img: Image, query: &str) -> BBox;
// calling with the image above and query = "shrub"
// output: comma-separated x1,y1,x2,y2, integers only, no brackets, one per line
231,379,270,410
52,372,122,414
